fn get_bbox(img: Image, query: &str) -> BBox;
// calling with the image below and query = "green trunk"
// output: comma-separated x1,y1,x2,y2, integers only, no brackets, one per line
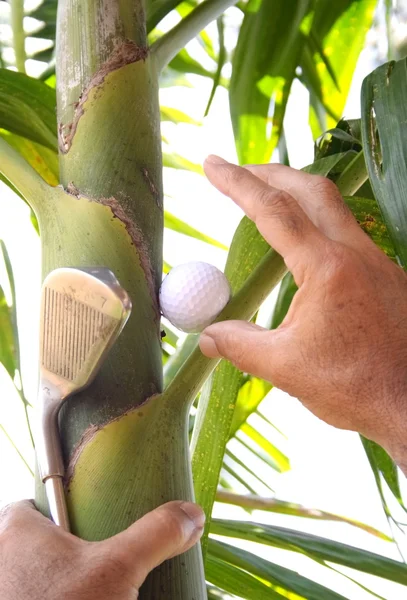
34,0,206,597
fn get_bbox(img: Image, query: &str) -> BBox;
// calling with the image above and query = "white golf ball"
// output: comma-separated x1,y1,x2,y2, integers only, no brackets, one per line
159,261,231,333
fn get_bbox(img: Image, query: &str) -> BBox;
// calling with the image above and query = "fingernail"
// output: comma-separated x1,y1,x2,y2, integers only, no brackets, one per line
199,333,221,357
180,503,205,537
205,154,229,166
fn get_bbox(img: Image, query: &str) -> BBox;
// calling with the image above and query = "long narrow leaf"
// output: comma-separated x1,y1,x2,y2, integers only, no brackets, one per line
205,17,226,117
361,58,407,267
211,519,407,584
0,281,15,378
230,0,312,164
309,0,376,129
215,491,393,541
0,68,57,149
164,210,227,248
209,539,349,600
206,553,288,600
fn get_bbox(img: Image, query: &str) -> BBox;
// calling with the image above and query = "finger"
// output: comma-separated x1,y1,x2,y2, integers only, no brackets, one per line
244,163,367,246
200,320,287,384
204,156,326,281
103,501,205,587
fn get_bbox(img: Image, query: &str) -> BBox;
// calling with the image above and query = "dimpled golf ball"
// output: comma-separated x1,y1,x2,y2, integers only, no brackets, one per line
159,261,231,333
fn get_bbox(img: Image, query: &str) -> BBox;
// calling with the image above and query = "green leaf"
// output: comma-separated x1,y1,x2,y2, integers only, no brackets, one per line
211,520,407,584
361,58,407,267
164,210,227,249
299,43,340,126
361,437,406,515
205,17,226,116
27,0,57,65
206,553,288,600
0,69,57,150
1,131,59,186
191,216,273,558
323,128,362,146
215,491,393,541
308,30,340,92
160,105,201,125
163,149,204,173
344,196,396,260
0,240,19,381
225,447,274,493
208,539,349,600
163,333,199,386
222,455,258,495
230,0,312,164
270,272,297,330
240,422,289,473
147,0,183,31
168,48,215,79
310,0,376,129
0,278,15,378
160,325,179,348
229,377,271,437
315,119,362,160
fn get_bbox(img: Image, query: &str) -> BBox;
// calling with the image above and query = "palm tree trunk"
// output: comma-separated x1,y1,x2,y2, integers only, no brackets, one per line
34,1,206,597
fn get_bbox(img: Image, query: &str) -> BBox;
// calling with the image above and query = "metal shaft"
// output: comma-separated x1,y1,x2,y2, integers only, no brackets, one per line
37,267,132,530
45,477,70,531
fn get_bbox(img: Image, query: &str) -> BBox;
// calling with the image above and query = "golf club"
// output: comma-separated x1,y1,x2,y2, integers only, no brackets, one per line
37,267,132,531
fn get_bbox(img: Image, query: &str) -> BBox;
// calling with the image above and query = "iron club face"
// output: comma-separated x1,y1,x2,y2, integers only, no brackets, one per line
37,267,132,529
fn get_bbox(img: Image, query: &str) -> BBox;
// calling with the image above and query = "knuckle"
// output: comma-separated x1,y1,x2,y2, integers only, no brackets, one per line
256,188,291,212
256,192,305,240
308,176,351,219
223,164,247,188
307,175,337,196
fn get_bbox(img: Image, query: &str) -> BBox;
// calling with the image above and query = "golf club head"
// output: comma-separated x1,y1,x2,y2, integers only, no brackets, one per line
40,267,132,398
38,267,132,483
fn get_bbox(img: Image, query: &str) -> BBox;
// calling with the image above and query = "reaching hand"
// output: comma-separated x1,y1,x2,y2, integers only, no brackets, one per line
0,499,204,599
200,156,407,471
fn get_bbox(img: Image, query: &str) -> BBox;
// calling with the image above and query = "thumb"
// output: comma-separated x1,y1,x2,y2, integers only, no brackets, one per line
200,320,281,381
103,501,204,587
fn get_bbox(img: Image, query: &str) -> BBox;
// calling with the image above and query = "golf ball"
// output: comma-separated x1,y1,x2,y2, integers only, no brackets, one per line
159,261,231,333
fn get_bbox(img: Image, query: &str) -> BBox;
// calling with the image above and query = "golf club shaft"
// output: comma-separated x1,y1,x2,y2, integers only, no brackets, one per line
37,381,70,530
45,476,70,531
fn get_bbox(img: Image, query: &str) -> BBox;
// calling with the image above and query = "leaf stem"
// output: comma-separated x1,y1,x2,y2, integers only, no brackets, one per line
151,0,238,73
10,0,26,73
163,249,286,408
335,150,368,196
0,137,50,214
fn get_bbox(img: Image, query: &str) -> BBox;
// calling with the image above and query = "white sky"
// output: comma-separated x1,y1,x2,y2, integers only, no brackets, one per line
1,3,407,599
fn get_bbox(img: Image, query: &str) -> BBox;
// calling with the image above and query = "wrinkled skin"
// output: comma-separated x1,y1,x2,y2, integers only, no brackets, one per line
200,157,407,473
0,500,204,599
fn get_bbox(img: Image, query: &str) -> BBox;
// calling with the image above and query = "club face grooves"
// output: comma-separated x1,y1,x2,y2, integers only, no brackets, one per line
41,287,117,383
39,267,131,392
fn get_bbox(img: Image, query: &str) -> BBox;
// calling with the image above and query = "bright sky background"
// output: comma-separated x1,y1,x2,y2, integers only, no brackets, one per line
1,2,407,599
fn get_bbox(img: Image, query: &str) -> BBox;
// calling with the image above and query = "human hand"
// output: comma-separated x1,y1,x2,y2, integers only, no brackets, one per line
0,499,204,599
199,156,407,469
